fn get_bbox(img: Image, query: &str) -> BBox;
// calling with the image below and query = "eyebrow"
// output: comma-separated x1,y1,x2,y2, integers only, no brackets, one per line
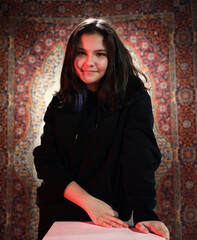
78,47,107,52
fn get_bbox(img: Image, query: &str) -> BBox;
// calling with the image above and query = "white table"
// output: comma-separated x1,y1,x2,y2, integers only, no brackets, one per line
43,222,165,240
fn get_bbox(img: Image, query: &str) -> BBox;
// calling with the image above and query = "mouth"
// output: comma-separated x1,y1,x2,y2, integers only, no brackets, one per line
82,69,97,72
82,70,98,75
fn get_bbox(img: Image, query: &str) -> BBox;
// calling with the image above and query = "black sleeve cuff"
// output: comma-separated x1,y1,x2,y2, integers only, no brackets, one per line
133,207,160,225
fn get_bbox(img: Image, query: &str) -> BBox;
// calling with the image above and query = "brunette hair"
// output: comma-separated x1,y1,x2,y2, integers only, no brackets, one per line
59,18,146,111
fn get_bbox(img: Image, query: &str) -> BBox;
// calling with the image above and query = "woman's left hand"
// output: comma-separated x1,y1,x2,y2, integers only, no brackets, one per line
135,221,170,240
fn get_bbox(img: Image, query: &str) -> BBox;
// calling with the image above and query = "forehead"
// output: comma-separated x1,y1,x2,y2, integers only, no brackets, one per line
78,33,106,49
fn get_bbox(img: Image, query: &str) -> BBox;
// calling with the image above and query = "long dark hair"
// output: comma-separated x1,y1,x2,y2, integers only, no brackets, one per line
60,18,146,111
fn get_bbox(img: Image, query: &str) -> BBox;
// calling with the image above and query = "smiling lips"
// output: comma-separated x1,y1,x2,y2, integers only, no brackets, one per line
82,70,98,74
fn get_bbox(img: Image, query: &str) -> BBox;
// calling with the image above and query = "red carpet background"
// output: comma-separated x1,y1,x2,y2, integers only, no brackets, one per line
0,1,196,239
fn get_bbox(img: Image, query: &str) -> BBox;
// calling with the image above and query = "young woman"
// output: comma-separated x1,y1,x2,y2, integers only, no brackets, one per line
33,18,170,240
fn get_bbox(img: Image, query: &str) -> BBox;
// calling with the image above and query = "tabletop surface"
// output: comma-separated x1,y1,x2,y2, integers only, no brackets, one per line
43,221,165,240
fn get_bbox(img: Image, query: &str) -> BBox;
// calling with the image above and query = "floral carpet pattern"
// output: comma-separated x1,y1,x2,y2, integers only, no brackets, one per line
0,0,196,240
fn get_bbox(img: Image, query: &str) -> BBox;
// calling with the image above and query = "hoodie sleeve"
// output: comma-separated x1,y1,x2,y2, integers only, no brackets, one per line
33,95,74,200
120,90,161,225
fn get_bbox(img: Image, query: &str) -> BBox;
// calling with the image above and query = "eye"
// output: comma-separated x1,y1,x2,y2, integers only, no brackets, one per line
77,50,86,56
96,52,107,57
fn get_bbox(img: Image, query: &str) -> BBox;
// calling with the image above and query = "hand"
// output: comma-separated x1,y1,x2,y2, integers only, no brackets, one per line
64,181,128,229
85,196,129,229
135,221,170,239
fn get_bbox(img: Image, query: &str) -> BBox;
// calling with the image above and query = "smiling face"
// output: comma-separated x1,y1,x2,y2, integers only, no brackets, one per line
74,33,108,92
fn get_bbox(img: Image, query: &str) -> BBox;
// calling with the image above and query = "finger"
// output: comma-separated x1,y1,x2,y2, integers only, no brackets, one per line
153,226,170,239
94,218,113,228
107,216,129,228
135,222,149,234
104,219,122,228
157,227,169,238
99,221,113,228
147,222,170,239
140,221,170,240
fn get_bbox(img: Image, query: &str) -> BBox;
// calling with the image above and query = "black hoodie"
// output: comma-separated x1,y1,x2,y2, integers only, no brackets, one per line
33,83,161,225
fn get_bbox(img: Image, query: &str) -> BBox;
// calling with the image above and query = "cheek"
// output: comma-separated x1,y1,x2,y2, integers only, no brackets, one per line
97,59,108,72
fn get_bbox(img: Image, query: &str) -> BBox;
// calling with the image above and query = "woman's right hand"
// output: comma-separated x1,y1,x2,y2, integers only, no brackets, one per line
84,196,129,228
64,181,128,228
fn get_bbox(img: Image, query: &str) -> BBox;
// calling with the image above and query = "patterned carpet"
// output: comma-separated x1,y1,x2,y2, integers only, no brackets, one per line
0,1,196,239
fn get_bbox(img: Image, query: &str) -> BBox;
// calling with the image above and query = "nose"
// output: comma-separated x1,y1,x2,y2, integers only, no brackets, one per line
85,54,94,66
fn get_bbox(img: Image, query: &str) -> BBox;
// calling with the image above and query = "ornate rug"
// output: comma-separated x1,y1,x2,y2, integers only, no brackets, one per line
1,1,196,240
